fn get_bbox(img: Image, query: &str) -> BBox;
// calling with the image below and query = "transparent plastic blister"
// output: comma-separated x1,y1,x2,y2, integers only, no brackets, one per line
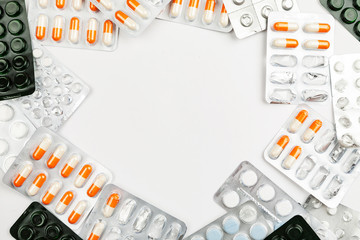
222,0,299,39
2,127,113,231
264,104,360,208
304,195,360,239
28,0,119,51
89,0,171,36
157,0,232,32
213,161,335,239
0,102,35,172
329,54,360,148
14,42,90,132
266,12,334,104
80,184,187,240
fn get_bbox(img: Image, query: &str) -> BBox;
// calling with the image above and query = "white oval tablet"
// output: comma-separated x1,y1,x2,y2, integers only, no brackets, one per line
33,48,43,58
222,191,240,208
0,104,14,122
334,62,344,72
10,122,29,139
257,184,276,202
239,170,258,187
275,199,293,217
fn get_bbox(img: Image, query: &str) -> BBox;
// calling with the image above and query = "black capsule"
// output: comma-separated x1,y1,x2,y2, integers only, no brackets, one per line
31,211,47,227
0,58,10,73
0,77,12,92
5,1,21,17
45,223,62,239
14,73,30,88
327,0,344,10
12,55,28,70
18,225,35,240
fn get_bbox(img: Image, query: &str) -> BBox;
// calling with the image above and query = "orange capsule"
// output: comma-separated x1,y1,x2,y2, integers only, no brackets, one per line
87,18,98,44
288,110,308,133
89,2,99,11
187,0,199,21
304,23,331,33
36,14,48,40
302,120,322,143
102,20,113,46
269,135,290,159
68,200,87,224
74,164,92,187
272,38,299,48
69,17,80,44
27,173,47,196
219,4,228,28
52,16,64,42
87,174,107,197
304,40,330,50
56,191,74,214
273,22,299,32
61,155,81,178
282,146,302,169
42,182,61,205
33,136,52,160
88,222,106,240
102,193,120,217
115,11,137,31
170,0,183,18
47,145,66,168
13,164,33,187
56,0,65,8
127,0,148,19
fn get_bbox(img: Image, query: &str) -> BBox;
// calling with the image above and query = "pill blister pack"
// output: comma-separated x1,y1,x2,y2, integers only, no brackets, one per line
303,195,360,239
89,0,170,36
28,0,119,51
14,42,90,132
80,184,187,240
0,0,35,100
329,54,360,148
264,215,320,240
265,12,334,104
221,0,299,39
264,104,360,208
157,0,232,32
213,161,335,239
0,102,35,173
3,127,113,231
10,202,82,240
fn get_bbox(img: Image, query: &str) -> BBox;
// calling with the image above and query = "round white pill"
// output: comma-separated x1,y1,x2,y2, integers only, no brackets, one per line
222,191,240,208
275,199,293,217
239,170,258,187
0,104,14,122
257,184,276,202
10,122,29,139
334,62,344,72
239,205,257,224
354,60,360,71
0,139,9,156
33,48,43,58
42,57,53,67
326,207,337,216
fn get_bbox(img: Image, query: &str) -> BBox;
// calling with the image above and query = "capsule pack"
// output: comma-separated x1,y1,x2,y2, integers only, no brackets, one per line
265,12,334,104
303,195,360,239
89,0,171,36
14,42,90,132
28,0,119,51
80,184,187,240
0,102,35,172
10,201,82,240
3,127,113,231
221,0,299,39
0,0,35,100
157,0,232,32
329,54,360,148
263,104,360,208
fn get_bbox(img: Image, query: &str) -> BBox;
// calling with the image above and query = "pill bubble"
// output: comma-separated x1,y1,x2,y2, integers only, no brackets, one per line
239,205,257,224
239,170,258,187
222,190,240,208
0,104,14,122
257,184,276,202
326,207,337,216
0,139,9,156
10,122,29,139
33,48,43,58
334,62,344,72
249,222,268,240
205,225,223,240
275,199,293,217
233,233,250,240
222,216,240,234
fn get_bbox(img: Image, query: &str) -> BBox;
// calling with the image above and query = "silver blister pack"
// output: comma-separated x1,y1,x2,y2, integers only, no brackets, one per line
28,0,119,51
264,104,360,208
80,183,187,240
14,42,90,131
3,127,113,231
329,54,360,148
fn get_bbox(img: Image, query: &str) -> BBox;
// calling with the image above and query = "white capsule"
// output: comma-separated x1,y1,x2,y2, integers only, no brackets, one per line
89,222,106,239
303,40,330,50
118,199,137,224
219,12,229,28
203,10,214,24
38,0,48,8
125,18,137,31
72,0,83,10
99,0,113,10
187,7,198,21
170,3,182,18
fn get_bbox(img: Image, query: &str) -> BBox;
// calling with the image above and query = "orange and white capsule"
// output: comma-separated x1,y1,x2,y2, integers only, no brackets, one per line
89,2,99,11
87,18,98,44
68,200,87,224
56,0,65,9
97,0,113,10
13,164,33,187
219,4,228,28
304,40,330,50
52,16,65,42
72,0,83,10
32,136,52,160
282,146,302,169
27,173,47,196
69,17,80,43
304,23,330,33
302,120,322,143
38,0,48,8
187,0,199,21
74,164,92,187
47,145,66,168
102,20,113,46
88,222,106,240
102,193,120,217
36,15,48,40
288,110,308,133
87,174,107,197
42,181,62,205
56,191,74,214
273,22,299,32
127,0,148,19
269,135,290,159
203,0,215,24
61,154,81,178
272,38,298,48
170,0,182,18
115,11,138,31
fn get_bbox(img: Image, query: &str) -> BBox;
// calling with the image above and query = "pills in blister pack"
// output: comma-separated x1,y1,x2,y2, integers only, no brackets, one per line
89,0,170,36
0,0,36,100
0,102,35,172
304,195,360,239
157,0,232,32
28,0,119,51
3,127,113,231
329,54,360,148
264,104,360,208
221,0,299,39
14,42,90,131
266,12,334,104
10,202,82,240
80,184,187,240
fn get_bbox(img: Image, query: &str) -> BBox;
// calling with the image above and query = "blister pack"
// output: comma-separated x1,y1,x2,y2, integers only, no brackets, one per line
0,0,35,100
14,42,90,132
157,0,232,32
265,12,334,104
80,184,187,240
221,0,299,39
0,102,35,172
264,104,360,208
89,0,170,36
213,161,335,239
3,127,113,231
28,0,119,51
304,195,360,239
10,201,82,240
329,54,360,148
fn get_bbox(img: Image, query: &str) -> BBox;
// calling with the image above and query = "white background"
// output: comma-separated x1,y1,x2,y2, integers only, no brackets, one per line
2,0,360,238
